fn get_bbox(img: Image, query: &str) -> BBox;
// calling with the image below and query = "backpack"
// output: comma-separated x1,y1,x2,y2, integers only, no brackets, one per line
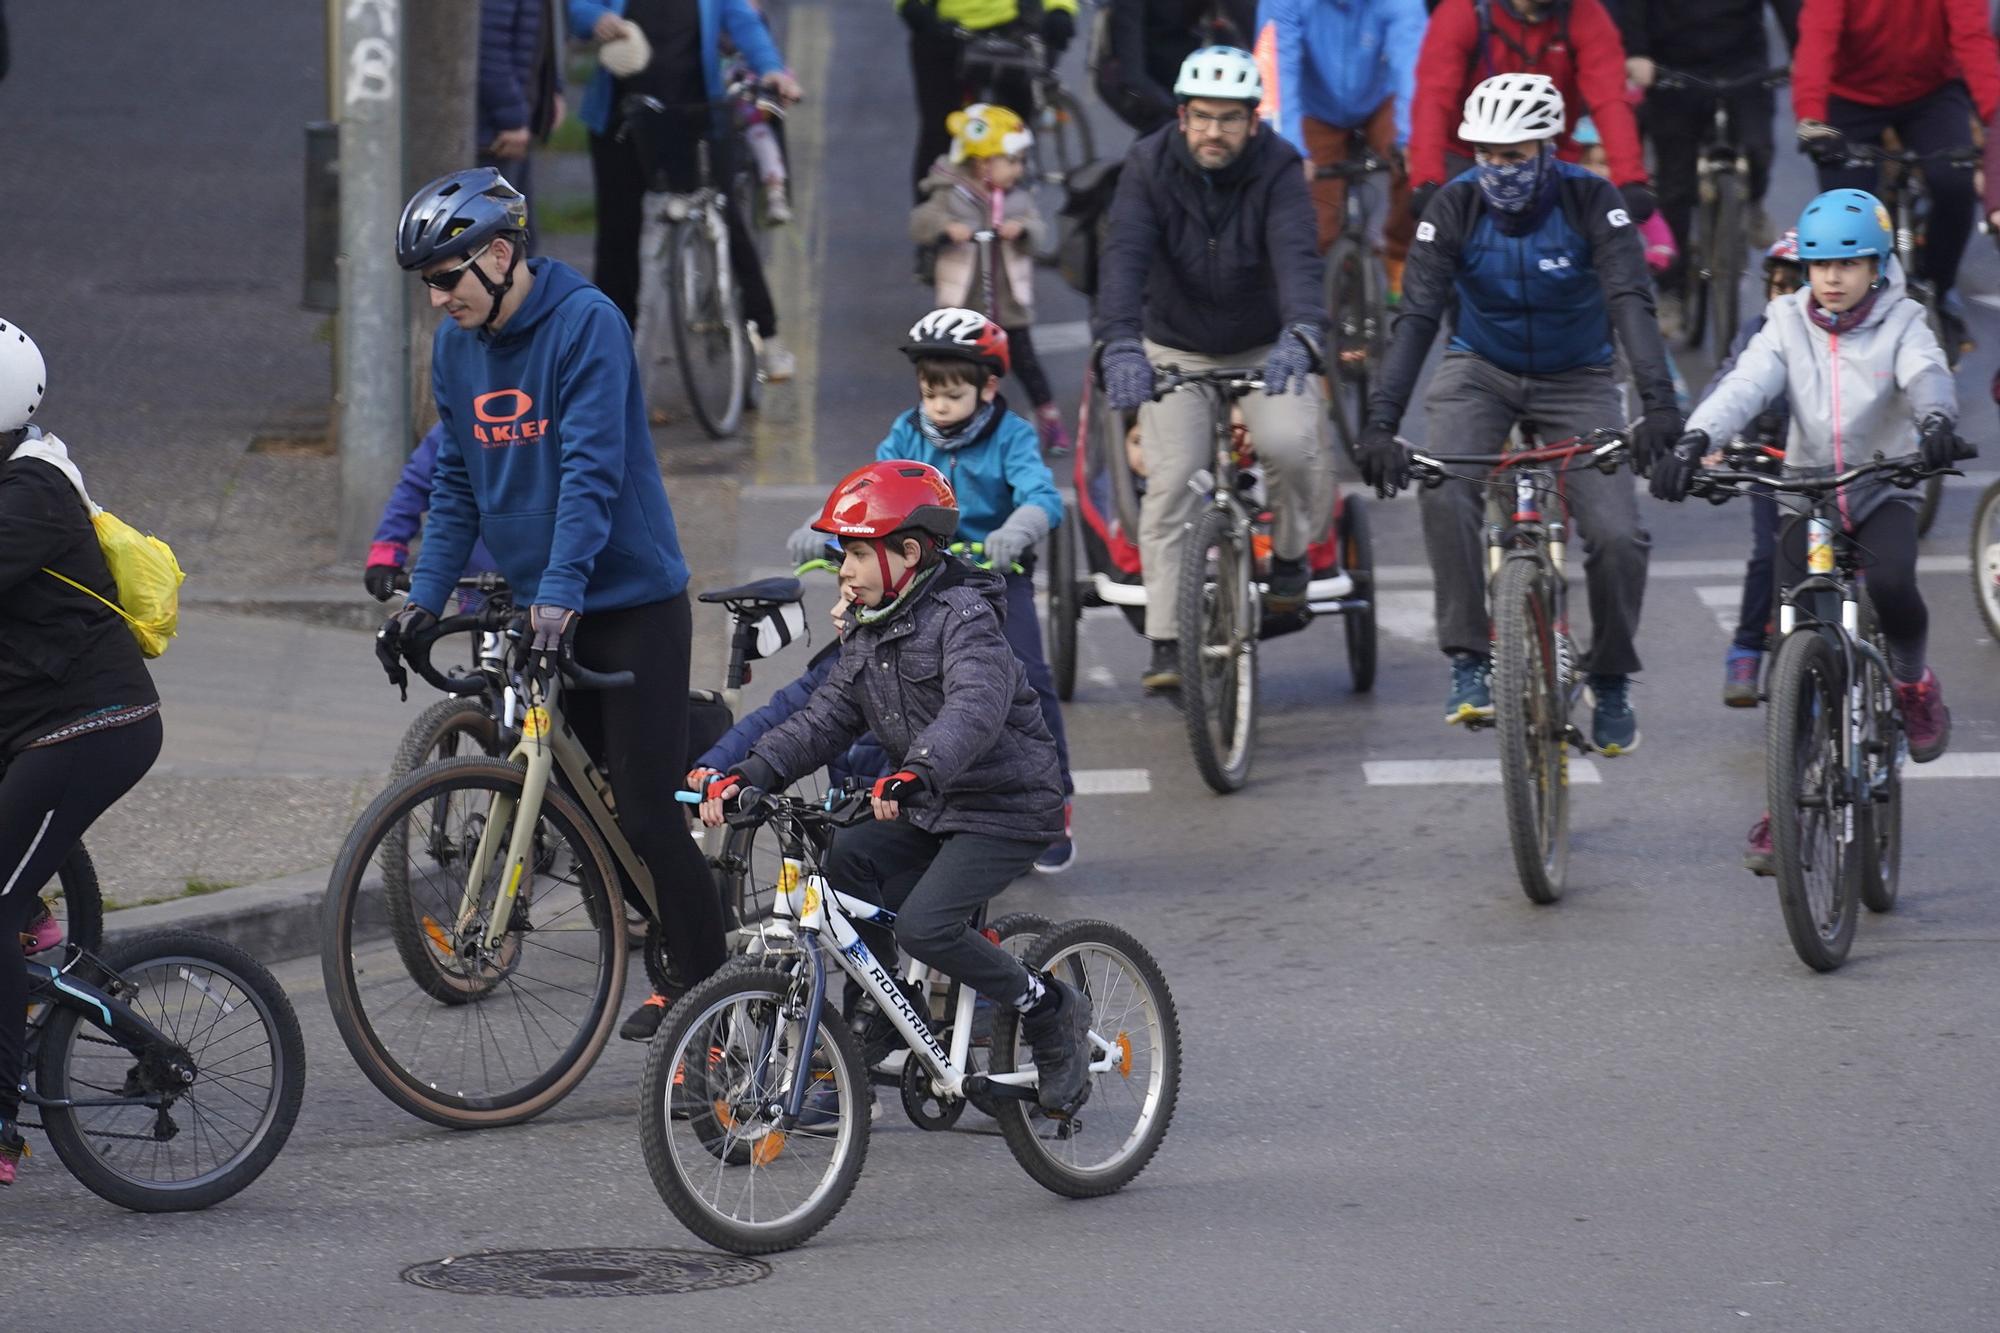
1055,158,1124,297
45,508,185,658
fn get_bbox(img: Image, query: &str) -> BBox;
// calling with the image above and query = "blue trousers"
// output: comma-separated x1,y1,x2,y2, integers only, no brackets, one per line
1002,571,1072,799
1733,487,1779,652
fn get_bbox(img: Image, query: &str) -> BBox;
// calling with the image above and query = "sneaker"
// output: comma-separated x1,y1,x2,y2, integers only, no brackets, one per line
1744,812,1774,877
0,1125,25,1187
1588,674,1640,754
620,993,672,1042
1265,556,1310,613
19,901,62,955
1896,668,1952,763
1723,646,1761,708
763,180,792,225
1019,974,1094,1111
670,1044,723,1120
1446,652,1493,723
760,336,796,383
1035,404,1072,457
1141,638,1180,692
1034,804,1077,874
1656,291,1688,343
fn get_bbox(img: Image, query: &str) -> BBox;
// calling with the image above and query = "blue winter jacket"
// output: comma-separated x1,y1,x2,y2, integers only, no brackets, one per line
479,0,544,145
875,399,1064,545
567,0,785,136
697,643,890,788
370,423,502,578
1257,0,1427,157
410,258,691,616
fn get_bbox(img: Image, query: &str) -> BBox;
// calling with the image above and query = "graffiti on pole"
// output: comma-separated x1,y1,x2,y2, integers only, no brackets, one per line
345,0,397,106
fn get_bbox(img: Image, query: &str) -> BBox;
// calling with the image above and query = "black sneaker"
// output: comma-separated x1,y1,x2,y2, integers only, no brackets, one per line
1141,639,1180,692
620,993,671,1042
1020,975,1094,1111
1265,556,1309,613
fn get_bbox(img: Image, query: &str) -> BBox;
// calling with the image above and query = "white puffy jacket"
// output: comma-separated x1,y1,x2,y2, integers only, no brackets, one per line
1685,257,1954,526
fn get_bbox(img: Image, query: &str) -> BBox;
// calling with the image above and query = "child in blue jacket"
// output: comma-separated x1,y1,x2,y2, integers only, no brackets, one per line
363,422,503,607
787,308,1076,873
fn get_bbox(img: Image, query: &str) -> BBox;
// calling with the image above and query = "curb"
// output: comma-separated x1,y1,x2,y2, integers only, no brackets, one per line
105,864,365,965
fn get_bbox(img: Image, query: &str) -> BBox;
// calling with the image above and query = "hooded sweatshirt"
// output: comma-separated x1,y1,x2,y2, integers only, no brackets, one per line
410,257,690,615
910,158,1048,328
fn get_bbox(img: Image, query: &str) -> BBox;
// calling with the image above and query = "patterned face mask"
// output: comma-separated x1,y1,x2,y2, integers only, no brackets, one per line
1477,152,1544,214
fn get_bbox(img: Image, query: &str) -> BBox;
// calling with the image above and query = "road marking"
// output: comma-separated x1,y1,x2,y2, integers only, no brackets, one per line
1072,767,1151,794
1373,589,1436,643
1696,585,1740,636
1363,758,1603,786
1903,753,2000,780
1085,664,1117,687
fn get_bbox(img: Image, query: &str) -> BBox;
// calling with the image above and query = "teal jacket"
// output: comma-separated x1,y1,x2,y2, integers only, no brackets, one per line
568,0,785,136
874,400,1063,544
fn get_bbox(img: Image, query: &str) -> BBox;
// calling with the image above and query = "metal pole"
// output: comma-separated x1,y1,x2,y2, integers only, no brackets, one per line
336,0,410,556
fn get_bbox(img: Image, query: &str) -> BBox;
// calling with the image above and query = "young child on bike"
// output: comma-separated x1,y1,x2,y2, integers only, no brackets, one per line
788,308,1078,872
362,421,502,609
709,460,1095,1113
911,104,1071,456
1654,190,1966,873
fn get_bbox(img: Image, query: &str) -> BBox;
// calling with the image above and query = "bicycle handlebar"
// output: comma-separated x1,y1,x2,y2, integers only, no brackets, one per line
1316,149,1394,181
1651,65,1789,96
388,570,514,599
1689,451,1950,502
387,611,636,700
1818,142,1982,171
677,784,875,831
1408,428,1630,482
1151,366,1266,400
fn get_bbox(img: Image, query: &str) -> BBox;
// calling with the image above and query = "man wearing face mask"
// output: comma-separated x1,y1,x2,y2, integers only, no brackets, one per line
1353,74,1680,755
1092,45,1328,692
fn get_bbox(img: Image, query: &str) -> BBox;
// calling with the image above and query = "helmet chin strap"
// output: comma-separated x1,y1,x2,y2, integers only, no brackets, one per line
472,241,524,332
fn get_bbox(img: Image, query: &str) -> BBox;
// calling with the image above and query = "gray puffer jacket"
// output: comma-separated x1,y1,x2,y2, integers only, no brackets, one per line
747,557,1064,844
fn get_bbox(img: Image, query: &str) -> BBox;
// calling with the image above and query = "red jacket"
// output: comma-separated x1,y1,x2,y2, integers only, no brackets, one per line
1409,0,1646,190
1793,0,2000,124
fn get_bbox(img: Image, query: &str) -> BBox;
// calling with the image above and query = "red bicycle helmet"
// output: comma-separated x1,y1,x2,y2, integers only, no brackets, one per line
901,307,1011,378
812,461,960,596
1763,228,1801,273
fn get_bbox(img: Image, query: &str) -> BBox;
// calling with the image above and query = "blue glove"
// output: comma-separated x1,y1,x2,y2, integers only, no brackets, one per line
1263,324,1321,396
1098,340,1155,412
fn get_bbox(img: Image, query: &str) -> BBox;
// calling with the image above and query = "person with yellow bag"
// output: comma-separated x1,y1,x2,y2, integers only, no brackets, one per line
0,318,169,1187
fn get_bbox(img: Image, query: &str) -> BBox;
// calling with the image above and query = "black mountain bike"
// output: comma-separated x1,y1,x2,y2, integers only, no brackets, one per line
1319,146,1394,460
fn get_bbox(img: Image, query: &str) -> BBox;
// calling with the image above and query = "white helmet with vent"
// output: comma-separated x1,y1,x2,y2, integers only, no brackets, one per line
1174,46,1262,103
0,319,46,433
1458,73,1565,144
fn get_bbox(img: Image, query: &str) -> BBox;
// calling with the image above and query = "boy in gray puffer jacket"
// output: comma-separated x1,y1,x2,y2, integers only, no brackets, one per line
703,460,1093,1112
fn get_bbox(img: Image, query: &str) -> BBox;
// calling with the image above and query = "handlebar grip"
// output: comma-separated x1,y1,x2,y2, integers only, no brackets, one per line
674,790,702,805
403,614,494,696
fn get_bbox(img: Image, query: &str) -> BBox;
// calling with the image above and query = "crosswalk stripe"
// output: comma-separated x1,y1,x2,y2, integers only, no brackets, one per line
1902,753,2000,780
1695,586,1740,636
1363,758,1604,786
1072,767,1152,795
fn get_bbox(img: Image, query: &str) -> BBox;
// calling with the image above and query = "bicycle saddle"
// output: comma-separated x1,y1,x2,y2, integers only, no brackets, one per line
698,576,804,607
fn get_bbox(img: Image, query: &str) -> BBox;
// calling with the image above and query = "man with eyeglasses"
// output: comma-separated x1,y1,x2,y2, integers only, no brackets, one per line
378,167,729,1029
1352,74,1680,754
1093,45,1328,692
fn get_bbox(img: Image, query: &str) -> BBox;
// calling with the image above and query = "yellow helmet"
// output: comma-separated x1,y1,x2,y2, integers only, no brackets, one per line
947,103,1032,164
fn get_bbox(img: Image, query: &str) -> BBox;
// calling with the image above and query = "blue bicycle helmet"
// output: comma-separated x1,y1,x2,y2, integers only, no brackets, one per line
1796,189,1893,262
396,167,529,272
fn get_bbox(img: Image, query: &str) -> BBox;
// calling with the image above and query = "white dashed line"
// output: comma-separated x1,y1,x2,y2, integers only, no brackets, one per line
1363,758,1604,786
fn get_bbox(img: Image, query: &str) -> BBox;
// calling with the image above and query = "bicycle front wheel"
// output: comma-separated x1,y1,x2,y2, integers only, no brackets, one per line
37,929,305,1212
1766,631,1858,970
1968,478,2000,639
1492,556,1570,904
669,218,748,438
322,757,627,1128
1178,505,1258,793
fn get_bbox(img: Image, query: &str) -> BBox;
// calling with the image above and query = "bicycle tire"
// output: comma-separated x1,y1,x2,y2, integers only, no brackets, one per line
1766,630,1858,970
1685,194,1714,351
37,929,305,1212
1337,496,1377,693
639,965,869,1254
25,844,103,962
1177,505,1258,793
1708,173,1744,355
668,218,748,438
1492,556,1570,904
1324,238,1372,460
1856,597,1902,914
1048,499,1080,701
322,757,627,1128
1967,478,2000,640
988,919,1181,1199
1914,302,1953,536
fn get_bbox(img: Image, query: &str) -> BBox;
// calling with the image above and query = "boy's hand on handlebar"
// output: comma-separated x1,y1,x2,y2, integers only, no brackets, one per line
870,770,924,821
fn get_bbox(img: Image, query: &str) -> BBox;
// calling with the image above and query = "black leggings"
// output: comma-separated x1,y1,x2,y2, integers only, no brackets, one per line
0,712,163,1122
1776,502,1928,681
561,594,729,988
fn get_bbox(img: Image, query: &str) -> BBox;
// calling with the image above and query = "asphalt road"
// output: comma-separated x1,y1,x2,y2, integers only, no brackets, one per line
11,3,2000,1330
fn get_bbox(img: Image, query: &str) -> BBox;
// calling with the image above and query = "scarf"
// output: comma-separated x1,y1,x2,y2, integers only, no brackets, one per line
1478,151,1547,216
916,398,999,451
854,553,943,626
1806,282,1885,335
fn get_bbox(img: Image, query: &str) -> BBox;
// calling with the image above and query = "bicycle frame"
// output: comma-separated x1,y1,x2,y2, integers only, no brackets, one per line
20,953,189,1117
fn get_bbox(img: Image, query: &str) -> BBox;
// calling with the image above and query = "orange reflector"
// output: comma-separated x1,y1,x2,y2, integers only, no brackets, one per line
421,917,453,958
1116,1031,1134,1078
751,1133,786,1166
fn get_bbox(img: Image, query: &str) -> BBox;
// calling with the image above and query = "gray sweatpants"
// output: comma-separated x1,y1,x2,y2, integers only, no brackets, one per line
1137,339,1332,641
1418,351,1651,677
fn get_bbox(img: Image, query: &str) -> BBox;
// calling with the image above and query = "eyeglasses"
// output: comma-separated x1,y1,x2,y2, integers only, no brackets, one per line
1186,109,1252,133
418,243,493,292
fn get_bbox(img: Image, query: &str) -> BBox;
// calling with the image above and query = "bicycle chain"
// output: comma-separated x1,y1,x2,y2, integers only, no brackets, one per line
18,1033,185,1138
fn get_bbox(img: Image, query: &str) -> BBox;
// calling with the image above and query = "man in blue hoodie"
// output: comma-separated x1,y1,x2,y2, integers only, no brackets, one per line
379,167,727,1014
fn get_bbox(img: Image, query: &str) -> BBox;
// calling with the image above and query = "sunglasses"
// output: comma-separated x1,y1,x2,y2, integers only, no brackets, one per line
418,242,492,292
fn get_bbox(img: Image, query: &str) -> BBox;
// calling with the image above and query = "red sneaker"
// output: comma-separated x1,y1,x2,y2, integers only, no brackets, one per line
1744,813,1774,877
1896,668,1951,763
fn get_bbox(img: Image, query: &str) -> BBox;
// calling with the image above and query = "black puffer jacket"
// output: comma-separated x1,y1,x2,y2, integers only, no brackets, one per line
746,556,1064,843
1094,123,1326,357
0,442,158,755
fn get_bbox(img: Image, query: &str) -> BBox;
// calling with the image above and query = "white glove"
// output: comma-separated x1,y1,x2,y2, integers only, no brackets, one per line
980,505,1050,571
787,521,830,567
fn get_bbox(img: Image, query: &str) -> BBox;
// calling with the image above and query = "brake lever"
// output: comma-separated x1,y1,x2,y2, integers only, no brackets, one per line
374,630,411,702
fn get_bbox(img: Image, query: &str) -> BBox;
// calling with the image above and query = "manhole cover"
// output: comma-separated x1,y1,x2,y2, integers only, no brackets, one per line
401,1247,770,1299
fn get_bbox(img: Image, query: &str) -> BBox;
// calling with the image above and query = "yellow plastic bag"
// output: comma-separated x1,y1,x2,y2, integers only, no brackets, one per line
43,510,186,658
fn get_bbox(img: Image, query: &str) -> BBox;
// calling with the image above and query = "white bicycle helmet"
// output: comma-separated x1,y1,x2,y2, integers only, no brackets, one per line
0,319,46,433
1173,45,1262,103
1458,73,1565,145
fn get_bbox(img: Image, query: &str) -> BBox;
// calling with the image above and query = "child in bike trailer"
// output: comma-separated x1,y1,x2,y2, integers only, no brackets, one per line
0,320,165,1186
787,307,1078,872
706,459,1095,1113
362,421,503,611
1701,232,1804,709
911,103,1072,455
1655,189,1966,875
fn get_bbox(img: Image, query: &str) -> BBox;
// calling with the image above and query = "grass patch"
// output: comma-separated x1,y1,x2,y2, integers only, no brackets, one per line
540,190,598,236
108,877,245,911
547,108,590,157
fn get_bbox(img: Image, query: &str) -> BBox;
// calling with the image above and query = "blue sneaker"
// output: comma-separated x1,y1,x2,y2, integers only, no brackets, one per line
1588,674,1640,755
1446,652,1493,724
1723,646,1761,708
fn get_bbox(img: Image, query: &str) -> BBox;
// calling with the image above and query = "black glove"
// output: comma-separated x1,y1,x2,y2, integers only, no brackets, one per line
1619,182,1657,222
363,563,401,602
1918,413,1958,472
1649,430,1707,503
1041,7,1074,54
374,604,437,700
1356,421,1411,499
870,769,926,803
527,604,578,659
1409,181,1440,224
1630,408,1683,478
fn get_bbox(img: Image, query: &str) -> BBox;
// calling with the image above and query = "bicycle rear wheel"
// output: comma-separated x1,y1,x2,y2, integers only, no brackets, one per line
1178,505,1258,793
1492,556,1570,904
1968,479,2000,639
1766,631,1858,969
322,757,627,1128
1324,237,1379,462
1707,173,1744,354
669,218,748,438
1338,495,1377,693
36,929,305,1212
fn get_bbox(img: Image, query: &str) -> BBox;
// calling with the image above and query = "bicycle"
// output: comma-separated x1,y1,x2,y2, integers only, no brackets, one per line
1649,65,1790,354
1406,428,1633,905
1317,146,1395,461
1688,445,1951,970
19,928,305,1210
638,786,1180,1255
953,26,1094,265
622,80,783,439
1968,475,2000,640
384,573,517,784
